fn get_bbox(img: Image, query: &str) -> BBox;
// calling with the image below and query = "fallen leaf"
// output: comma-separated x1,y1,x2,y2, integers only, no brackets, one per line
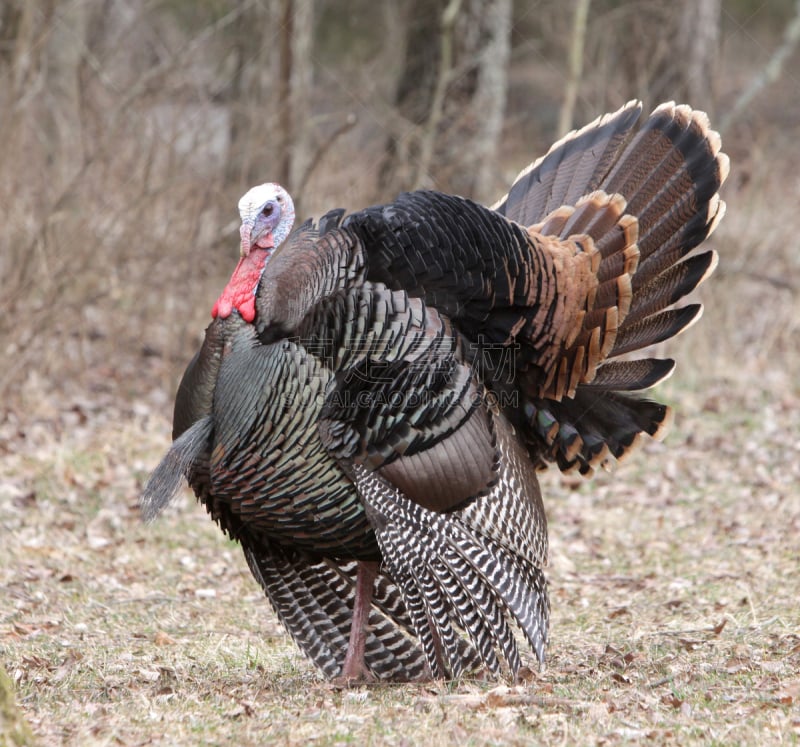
661,695,683,709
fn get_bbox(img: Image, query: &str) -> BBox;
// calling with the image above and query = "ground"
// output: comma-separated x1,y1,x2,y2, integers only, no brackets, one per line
1,356,798,745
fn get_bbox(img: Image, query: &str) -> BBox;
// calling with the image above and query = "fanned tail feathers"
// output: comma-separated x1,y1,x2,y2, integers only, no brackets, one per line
493,100,644,222
528,191,641,401
506,102,727,474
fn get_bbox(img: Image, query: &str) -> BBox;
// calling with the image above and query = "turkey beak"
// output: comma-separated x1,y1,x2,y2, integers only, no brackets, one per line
250,220,275,252
239,219,254,257
240,217,275,257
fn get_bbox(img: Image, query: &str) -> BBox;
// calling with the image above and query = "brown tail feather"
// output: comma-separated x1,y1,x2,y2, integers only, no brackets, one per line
603,104,728,273
501,102,727,474
494,101,643,224
625,250,718,326
526,391,673,474
633,196,724,288
527,192,640,401
612,304,703,357
587,359,676,391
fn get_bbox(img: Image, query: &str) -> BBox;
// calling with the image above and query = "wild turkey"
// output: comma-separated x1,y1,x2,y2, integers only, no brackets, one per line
141,101,728,682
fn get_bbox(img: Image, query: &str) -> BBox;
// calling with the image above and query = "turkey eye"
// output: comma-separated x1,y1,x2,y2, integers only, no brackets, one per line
262,203,274,216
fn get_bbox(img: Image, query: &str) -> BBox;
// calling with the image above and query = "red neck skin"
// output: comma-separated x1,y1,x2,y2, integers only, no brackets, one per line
211,248,269,323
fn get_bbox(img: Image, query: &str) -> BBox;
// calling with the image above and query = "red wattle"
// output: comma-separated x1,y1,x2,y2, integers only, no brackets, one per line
211,248,269,321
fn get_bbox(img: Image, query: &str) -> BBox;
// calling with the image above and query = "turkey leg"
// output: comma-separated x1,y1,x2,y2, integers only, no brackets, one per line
338,560,379,682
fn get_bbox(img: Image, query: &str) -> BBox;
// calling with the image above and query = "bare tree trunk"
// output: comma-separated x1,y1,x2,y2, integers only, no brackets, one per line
43,0,90,186
288,0,314,195
226,1,271,187
471,0,511,201
558,0,591,135
3,1,46,98
277,0,294,188
679,0,721,110
379,0,441,194
414,0,463,190
273,0,315,213
382,0,512,200
226,0,313,200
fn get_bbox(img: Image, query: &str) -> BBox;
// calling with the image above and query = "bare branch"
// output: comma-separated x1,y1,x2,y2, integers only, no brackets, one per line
559,0,591,135
413,0,463,190
297,114,358,195
720,0,800,132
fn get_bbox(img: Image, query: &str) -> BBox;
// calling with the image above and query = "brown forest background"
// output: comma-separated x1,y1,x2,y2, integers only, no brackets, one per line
0,0,798,410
